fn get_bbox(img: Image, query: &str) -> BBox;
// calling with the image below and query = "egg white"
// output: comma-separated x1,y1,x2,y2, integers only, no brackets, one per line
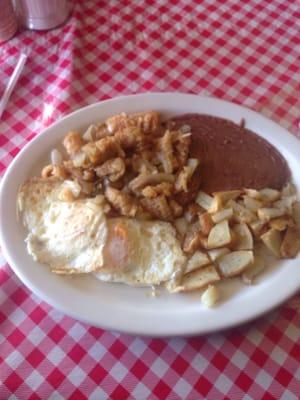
95,218,186,286
18,178,107,273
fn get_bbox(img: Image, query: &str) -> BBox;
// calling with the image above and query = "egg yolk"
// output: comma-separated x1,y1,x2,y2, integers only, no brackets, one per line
103,222,129,268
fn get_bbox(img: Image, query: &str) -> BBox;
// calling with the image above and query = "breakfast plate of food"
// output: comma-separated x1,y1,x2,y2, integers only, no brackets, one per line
1,92,300,336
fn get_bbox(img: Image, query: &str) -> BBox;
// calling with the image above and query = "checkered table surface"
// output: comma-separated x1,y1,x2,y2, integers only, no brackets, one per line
1,0,299,398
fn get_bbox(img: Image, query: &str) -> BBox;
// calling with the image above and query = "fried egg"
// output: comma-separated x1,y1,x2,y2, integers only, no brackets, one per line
18,178,107,273
18,178,186,285
95,218,186,286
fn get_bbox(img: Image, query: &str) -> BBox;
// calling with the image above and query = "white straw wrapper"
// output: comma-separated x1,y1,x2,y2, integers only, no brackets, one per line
0,53,27,119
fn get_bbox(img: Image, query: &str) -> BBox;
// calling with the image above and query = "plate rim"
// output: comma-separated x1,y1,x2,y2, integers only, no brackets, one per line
1,92,300,337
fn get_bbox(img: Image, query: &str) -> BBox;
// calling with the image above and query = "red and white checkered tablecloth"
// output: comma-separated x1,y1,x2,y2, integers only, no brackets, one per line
1,0,299,398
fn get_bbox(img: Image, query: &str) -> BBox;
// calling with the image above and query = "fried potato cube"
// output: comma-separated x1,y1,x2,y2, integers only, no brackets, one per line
199,212,214,235
229,200,256,224
185,251,211,274
211,208,233,224
207,247,230,262
242,255,265,284
201,285,219,308
257,207,286,222
195,191,222,214
269,217,294,231
232,223,253,250
260,228,282,258
195,191,214,211
213,190,241,205
207,220,231,249
208,196,222,213
249,219,266,237
274,196,297,214
173,265,220,292
244,188,280,203
217,250,254,278
244,188,261,199
259,188,280,202
280,227,300,258
243,195,262,211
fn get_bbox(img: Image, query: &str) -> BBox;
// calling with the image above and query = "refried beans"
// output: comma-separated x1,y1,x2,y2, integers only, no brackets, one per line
167,114,290,195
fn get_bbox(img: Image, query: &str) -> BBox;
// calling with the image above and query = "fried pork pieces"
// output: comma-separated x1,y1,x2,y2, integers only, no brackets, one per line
43,111,196,221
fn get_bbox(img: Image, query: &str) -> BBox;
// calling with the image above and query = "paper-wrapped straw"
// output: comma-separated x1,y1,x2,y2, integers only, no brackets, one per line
0,53,27,119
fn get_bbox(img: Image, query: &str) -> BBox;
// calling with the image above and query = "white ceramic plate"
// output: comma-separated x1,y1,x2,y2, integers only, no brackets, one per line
1,93,300,337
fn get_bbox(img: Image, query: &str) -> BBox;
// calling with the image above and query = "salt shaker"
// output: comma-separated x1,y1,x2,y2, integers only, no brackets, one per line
13,0,71,30
0,0,18,43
